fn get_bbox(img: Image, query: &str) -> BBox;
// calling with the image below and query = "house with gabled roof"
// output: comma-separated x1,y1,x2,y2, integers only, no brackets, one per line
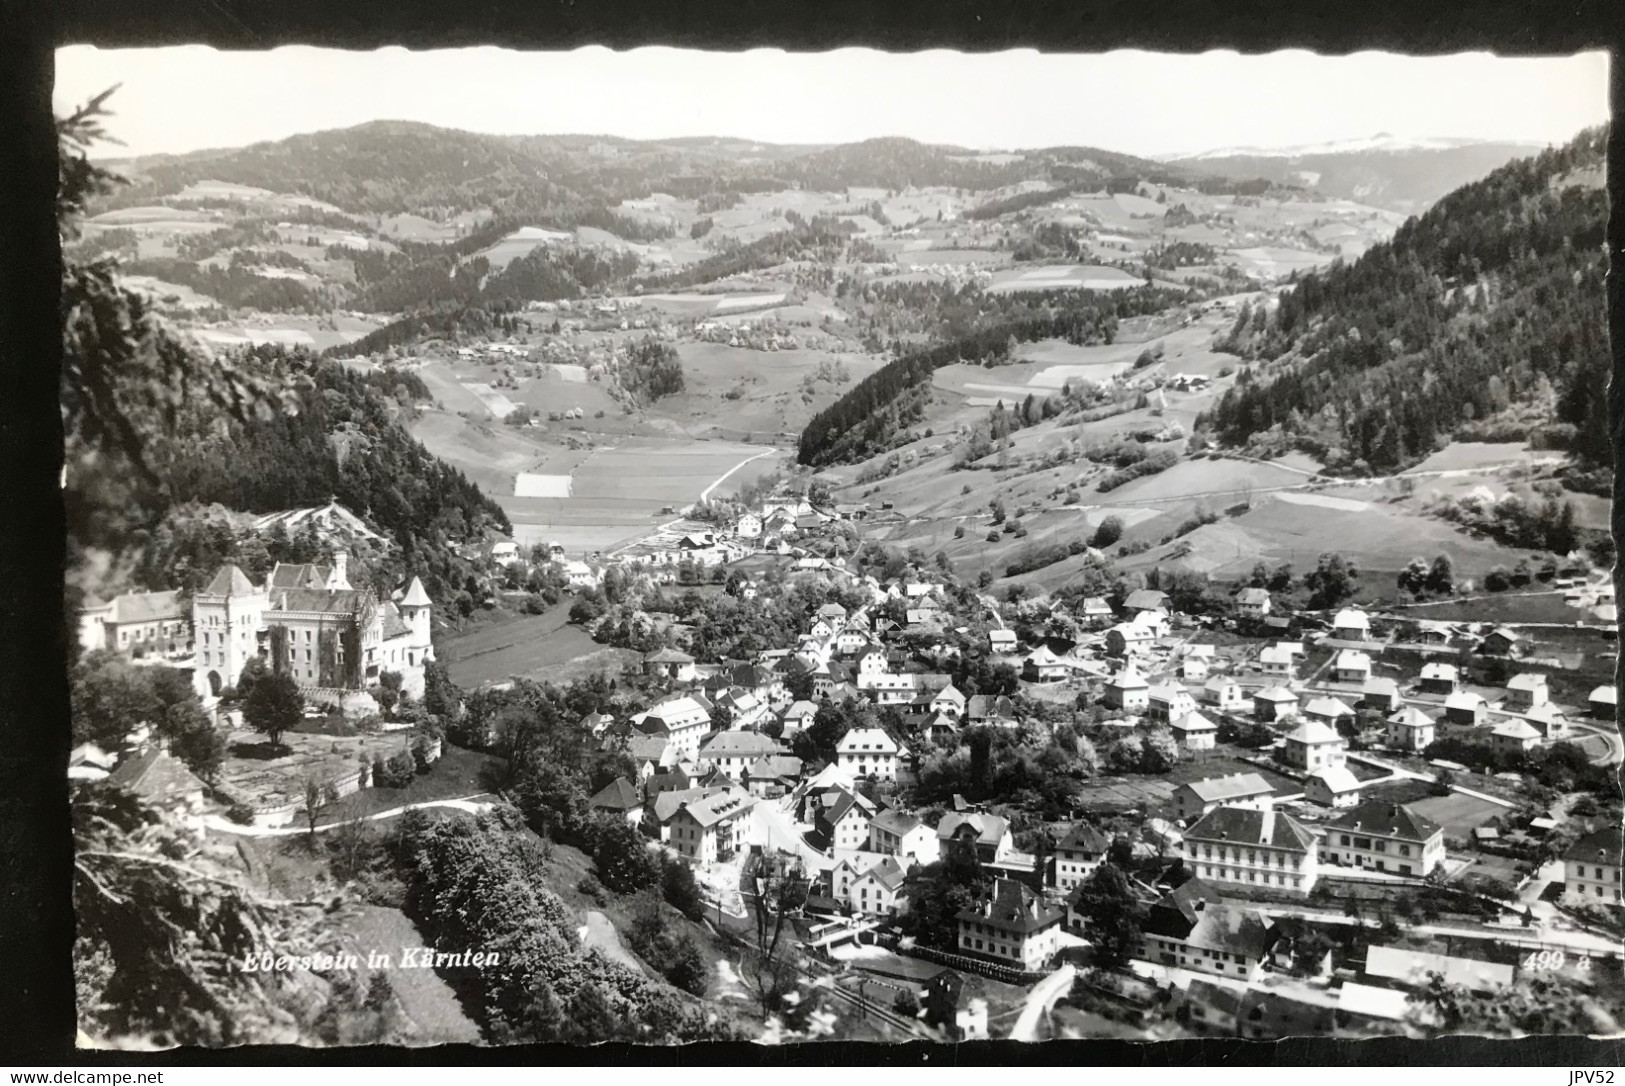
1054,822,1111,892
1419,661,1461,695
820,788,875,852
1562,825,1623,908
1078,596,1115,629
104,747,207,813
1320,801,1445,876
1234,587,1272,619
643,647,696,682
743,755,803,799
1201,677,1247,713
698,730,787,781
1444,690,1488,726
957,878,1063,972
1257,644,1297,679
850,856,910,918
938,811,1012,863
1361,676,1401,713
79,588,190,659
667,788,754,867
1304,765,1362,809
1252,685,1300,723
988,628,1018,654
1589,685,1617,719
1491,718,1542,754
1524,702,1569,741
1331,608,1371,642
635,695,711,759
1331,649,1372,685
966,694,1017,726
1022,645,1073,683
1143,896,1277,983
1147,683,1198,724
1183,806,1319,894
836,728,906,782
1105,621,1157,659
868,808,939,865
589,777,644,824
1504,672,1549,712
1123,589,1169,617
1170,773,1276,824
931,683,967,719
1301,696,1355,730
1481,626,1527,657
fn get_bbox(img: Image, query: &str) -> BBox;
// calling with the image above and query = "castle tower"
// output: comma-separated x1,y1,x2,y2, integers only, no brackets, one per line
330,551,351,591
192,564,269,698
399,576,433,662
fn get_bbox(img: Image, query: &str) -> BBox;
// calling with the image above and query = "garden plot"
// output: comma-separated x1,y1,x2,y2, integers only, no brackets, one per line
460,382,522,419
513,473,573,498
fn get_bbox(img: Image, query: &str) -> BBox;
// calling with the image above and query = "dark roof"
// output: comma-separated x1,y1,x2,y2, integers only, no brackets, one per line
956,878,1063,934
379,602,411,640
272,587,367,616
1564,825,1624,864
871,808,923,836
1185,808,1314,853
937,811,1009,846
268,562,332,590
201,564,257,597
1141,878,1224,939
107,589,184,626
1058,822,1110,856
589,777,642,812
745,755,803,780
1185,906,1275,960
1124,589,1169,611
105,747,205,802
1327,801,1443,843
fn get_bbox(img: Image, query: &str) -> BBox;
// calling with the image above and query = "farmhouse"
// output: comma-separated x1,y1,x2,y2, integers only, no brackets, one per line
1022,645,1073,683
1418,662,1461,695
821,790,875,852
734,513,762,538
1183,806,1318,894
938,811,1013,864
1524,703,1569,742
103,746,207,814
1320,801,1445,877
1201,678,1247,713
1170,773,1275,825
957,878,1063,972
1054,822,1111,892
989,628,1018,654
1331,608,1372,642
1105,621,1157,658
1480,626,1527,657
1562,825,1623,908
588,777,644,825
1281,719,1347,772
1123,589,1169,617
744,755,804,799
1078,597,1115,628
1234,587,1272,620
1331,649,1372,684
1253,686,1300,723
1304,766,1362,808
850,857,909,918
636,696,712,759
779,700,819,734
1143,901,1276,983
1385,707,1437,753
644,647,697,683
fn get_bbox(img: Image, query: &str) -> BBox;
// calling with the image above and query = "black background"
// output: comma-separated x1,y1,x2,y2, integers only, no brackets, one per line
2,0,1622,1066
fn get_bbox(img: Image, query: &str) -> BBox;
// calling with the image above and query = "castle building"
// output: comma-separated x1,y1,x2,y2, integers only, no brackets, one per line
192,554,433,700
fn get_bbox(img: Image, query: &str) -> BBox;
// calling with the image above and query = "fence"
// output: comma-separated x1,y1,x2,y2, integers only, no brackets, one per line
898,942,1050,985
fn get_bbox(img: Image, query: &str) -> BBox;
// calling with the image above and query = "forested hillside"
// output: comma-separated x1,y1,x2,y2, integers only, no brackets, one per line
797,286,1193,466
1203,128,1609,483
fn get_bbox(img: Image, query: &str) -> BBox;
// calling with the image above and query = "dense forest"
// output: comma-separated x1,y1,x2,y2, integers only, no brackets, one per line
145,349,508,600
1203,128,1610,482
797,285,1194,466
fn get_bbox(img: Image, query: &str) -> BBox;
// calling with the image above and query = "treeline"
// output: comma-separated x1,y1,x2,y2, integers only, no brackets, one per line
123,256,329,313
797,286,1191,466
631,223,850,293
962,183,1082,221
1203,128,1610,475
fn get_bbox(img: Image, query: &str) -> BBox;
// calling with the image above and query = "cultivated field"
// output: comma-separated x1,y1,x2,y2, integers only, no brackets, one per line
986,264,1164,294
1401,791,1507,837
438,607,642,687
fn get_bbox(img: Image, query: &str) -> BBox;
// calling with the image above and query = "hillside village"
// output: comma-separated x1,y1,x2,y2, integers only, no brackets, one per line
73,480,1625,1044
58,88,1620,1048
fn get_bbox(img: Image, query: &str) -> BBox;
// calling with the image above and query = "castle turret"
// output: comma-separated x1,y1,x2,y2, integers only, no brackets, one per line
331,552,351,591
399,576,433,660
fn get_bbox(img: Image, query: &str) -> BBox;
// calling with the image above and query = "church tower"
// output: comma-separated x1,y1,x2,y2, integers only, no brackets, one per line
399,576,433,664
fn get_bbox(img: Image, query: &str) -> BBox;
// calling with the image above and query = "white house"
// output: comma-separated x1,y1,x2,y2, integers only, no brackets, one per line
1562,826,1623,909
1201,678,1248,713
1054,822,1111,892
989,628,1018,654
1331,608,1372,642
734,512,762,539
1320,801,1445,877
1331,649,1372,684
836,728,906,782
1385,707,1436,753
1304,766,1362,809
868,809,940,865
1147,684,1199,724
1234,587,1272,619
1281,719,1347,772
1184,807,1319,895
1258,645,1296,679
1171,711,1219,752
1505,673,1549,712
1170,773,1276,825
1103,666,1151,712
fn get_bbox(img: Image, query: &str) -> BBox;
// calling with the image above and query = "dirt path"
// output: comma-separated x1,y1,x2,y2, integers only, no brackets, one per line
204,795,498,838
580,910,640,969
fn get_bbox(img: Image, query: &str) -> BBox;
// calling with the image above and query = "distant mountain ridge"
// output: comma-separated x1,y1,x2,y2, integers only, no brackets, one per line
1165,137,1548,213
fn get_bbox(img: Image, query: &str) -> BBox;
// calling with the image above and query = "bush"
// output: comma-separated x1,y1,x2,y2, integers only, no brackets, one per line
375,750,417,789
893,989,921,1016
660,855,706,920
591,816,660,894
226,802,256,825
1090,515,1125,548
986,531,1001,543
576,875,608,905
